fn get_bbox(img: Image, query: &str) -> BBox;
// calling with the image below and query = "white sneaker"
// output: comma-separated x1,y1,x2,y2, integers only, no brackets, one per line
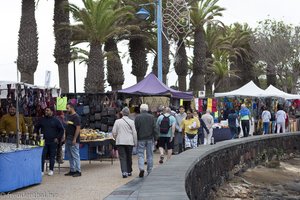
42,172,44,176
48,170,54,176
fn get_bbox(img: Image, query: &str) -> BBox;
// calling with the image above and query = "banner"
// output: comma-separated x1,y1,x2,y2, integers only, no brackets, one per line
56,97,67,111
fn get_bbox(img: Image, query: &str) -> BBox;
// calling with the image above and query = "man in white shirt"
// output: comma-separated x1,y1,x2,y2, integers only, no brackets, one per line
261,107,271,134
174,106,186,154
201,109,214,145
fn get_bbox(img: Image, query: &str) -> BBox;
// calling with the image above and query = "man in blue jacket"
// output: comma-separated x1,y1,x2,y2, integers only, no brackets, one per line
34,107,64,176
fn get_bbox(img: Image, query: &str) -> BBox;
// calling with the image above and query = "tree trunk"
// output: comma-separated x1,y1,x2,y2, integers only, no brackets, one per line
266,63,277,87
178,75,186,91
104,38,124,91
174,39,188,91
85,41,105,93
20,72,34,84
129,37,148,83
57,63,69,92
190,27,205,93
54,0,71,93
17,0,38,84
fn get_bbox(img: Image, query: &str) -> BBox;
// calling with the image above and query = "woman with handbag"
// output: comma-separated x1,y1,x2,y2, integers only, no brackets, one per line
112,107,137,178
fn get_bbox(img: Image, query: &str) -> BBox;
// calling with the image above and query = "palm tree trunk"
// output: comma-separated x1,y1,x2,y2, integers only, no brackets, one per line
129,37,148,83
54,0,71,93
190,27,205,93
17,0,38,84
104,38,124,91
85,41,105,93
174,39,188,91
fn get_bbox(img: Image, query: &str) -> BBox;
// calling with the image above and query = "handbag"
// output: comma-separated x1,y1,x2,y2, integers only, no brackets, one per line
83,106,90,115
101,124,108,132
95,113,101,121
108,107,116,116
95,121,102,129
90,115,95,122
186,133,196,139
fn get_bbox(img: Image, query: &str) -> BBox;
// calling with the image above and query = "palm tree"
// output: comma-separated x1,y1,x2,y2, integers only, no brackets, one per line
104,38,124,90
189,0,225,94
225,23,255,89
68,0,133,93
54,0,71,93
17,0,38,84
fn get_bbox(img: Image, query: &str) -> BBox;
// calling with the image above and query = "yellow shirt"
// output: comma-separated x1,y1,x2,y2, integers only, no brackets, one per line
0,114,26,134
181,118,200,135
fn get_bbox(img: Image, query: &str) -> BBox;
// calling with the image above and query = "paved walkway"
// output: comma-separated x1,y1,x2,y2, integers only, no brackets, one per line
0,154,161,200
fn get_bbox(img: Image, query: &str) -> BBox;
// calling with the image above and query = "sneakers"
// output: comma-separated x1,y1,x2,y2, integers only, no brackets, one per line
64,171,76,176
127,172,132,176
159,155,164,164
48,170,54,176
122,172,128,178
139,170,144,178
72,171,82,177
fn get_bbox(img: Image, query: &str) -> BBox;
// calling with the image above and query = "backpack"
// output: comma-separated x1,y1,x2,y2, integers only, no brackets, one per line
160,115,171,134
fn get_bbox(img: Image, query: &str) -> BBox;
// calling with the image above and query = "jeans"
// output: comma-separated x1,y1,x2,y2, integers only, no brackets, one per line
173,131,183,153
137,140,154,173
263,122,270,134
42,142,57,172
229,127,238,139
65,141,81,172
117,145,133,174
241,120,250,137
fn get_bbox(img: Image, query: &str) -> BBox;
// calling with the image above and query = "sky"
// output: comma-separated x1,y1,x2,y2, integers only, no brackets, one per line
0,0,300,92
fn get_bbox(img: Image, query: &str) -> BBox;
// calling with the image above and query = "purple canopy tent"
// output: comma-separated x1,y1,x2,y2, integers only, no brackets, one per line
118,73,193,100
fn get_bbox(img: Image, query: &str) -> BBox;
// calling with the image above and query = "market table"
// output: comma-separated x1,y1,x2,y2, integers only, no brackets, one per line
65,138,115,164
199,128,232,144
0,145,43,193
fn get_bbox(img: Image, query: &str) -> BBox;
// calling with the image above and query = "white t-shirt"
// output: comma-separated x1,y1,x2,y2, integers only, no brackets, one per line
261,110,271,122
276,110,286,123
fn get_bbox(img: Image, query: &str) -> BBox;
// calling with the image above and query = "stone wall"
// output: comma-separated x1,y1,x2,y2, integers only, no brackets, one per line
185,133,300,200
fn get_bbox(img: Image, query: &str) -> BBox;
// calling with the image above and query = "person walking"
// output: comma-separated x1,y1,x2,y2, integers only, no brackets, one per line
261,107,271,134
276,105,287,133
63,103,82,177
134,104,158,177
112,107,137,178
34,107,64,176
174,106,186,154
239,104,252,137
181,109,200,149
201,109,214,145
156,107,176,164
228,109,239,139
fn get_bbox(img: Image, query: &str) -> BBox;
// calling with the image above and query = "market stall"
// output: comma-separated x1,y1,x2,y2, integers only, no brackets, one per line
64,129,115,164
0,143,43,193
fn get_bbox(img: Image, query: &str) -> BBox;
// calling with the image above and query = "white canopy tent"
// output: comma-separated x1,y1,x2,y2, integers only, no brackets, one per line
214,81,267,97
264,85,300,99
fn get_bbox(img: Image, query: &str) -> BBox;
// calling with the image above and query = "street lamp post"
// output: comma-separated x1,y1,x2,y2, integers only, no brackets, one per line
71,51,78,95
136,0,163,82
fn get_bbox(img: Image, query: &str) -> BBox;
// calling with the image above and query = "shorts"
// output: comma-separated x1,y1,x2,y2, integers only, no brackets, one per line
158,137,174,150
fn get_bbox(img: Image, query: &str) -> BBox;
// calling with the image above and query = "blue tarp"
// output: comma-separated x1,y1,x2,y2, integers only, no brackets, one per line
0,147,43,192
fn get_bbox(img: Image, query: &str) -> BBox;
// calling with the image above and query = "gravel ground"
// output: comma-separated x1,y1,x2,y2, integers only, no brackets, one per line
0,153,162,200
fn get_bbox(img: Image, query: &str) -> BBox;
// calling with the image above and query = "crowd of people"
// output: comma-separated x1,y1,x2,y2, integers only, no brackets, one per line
0,102,291,179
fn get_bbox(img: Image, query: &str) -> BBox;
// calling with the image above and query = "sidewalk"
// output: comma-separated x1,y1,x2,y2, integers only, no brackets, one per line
0,154,161,200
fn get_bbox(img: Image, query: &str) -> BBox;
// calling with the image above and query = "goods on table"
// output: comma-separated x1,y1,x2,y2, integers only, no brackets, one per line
0,142,35,153
80,129,110,141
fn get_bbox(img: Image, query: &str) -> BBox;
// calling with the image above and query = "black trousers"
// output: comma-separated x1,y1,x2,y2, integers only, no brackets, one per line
117,145,133,174
241,120,250,137
42,142,58,172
